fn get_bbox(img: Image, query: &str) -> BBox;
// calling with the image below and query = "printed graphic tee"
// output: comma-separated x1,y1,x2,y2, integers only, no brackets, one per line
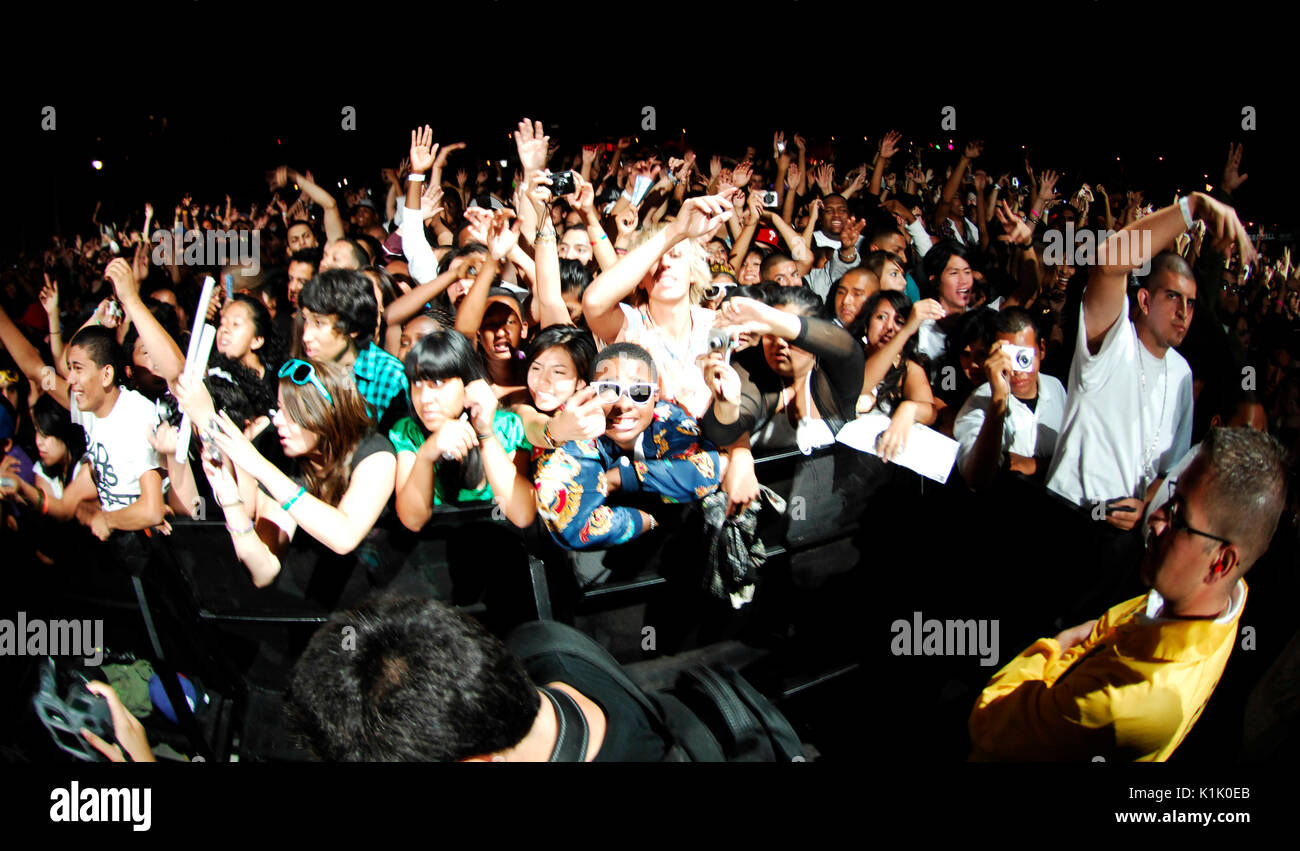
71,388,163,510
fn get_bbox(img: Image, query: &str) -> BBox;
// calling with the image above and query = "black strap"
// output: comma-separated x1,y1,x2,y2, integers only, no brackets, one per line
543,687,589,762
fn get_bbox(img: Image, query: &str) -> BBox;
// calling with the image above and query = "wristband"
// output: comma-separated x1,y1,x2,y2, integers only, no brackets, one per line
407,173,426,182
216,496,244,508
228,519,256,536
542,420,557,449
477,432,494,443
595,232,608,242
1178,196,1194,229
281,485,306,512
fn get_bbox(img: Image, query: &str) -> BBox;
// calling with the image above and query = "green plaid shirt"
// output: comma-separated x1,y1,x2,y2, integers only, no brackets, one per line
352,343,408,424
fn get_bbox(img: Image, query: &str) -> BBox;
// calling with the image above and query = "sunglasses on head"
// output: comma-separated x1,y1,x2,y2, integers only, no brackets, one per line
592,380,655,406
279,359,333,405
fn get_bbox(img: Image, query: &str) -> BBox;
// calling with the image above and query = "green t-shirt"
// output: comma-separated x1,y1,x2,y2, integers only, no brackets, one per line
388,409,531,505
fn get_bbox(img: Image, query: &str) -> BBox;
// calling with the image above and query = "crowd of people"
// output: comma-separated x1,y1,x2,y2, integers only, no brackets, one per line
1,117,1297,762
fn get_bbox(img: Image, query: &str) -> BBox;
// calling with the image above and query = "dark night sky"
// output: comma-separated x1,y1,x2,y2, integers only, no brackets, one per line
6,4,1297,259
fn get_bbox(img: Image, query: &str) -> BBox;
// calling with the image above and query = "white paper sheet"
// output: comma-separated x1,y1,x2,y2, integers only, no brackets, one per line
836,413,959,484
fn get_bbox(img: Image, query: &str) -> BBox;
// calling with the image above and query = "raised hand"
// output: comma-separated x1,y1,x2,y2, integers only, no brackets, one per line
792,133,806,152
104,257,139,302
433,141,466,172
1036,169,1060,206
1222,143,1249,193
39,273,59,317
463,206,494,245
995,200,1033,245
581,144,599,167
616,136,633,152
1194,193,1256,265
882,198,916,227
879,130,903,160
514,117,550,173
786,161,803,191
731,160,753,188
840,215,866,248
409,125,439,174
131,241,150,283
773,131,788,160
485,209,520,261
905,298,947,330
709,155,721,179
565,173,596,214
615,206,639,237
419,184,444,221
963,140,984,160
814,162,834,195
973,170,989,193
671,194,736,241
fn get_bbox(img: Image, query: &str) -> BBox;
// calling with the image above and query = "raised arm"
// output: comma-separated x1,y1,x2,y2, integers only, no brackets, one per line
583,193,735,343
106,253,185,385
0,299,69,409
464,381,535,528
281,167,344,242
454,210,517,341
861,298,946,399
1082,192,1253,353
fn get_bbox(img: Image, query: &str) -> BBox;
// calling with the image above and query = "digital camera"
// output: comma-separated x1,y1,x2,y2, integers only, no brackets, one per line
760,191,779,207
549,170,577,196
707,327,736,363
1004,344,1036,373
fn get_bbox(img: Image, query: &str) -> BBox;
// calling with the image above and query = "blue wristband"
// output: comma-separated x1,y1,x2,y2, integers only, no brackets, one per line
281,485,306,512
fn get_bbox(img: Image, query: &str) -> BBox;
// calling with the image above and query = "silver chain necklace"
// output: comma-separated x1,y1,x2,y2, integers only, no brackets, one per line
1137,342,1168,482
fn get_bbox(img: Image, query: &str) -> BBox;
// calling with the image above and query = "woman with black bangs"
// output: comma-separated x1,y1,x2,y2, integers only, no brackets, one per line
856,290,941,461
390,330,534,531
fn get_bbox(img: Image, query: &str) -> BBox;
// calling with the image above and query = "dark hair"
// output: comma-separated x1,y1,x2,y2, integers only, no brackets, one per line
867,221,906,250
524,326,597,413
31,395,86,486
205,359,275,426
760,252,795,281
862,250,907,283
993,306,1040,346
67,326,126,388
404,330,487,498
1198,427,1289,571
859,290,919,414
558,258,592,298
762,282,823,316
592,341,657,383
287,220,318,240
922,239,973,294
300,269,379,352
288,595,539,761
226,293,286,374
1138,251,1195,291
123,298,183,357
355,235,382,266
289,246,324,270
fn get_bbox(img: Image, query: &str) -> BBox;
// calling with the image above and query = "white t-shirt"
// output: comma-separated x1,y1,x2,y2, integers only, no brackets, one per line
954,373,1067,479
1045,298,1194,508
34,460,87,500
71,388,163,510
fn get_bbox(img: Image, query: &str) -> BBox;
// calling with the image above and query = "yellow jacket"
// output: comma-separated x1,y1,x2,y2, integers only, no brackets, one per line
969,582,1246,762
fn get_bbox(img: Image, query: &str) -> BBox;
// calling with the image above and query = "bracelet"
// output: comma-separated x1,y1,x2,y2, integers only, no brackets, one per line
37,487,48,516
227,519,256,536
1178,196,1194,229
216,496,244,508
595,232,608,242
541,420,557,450
535,230,556,244
407,173,426,182
281,485,306,512
477,432,494,443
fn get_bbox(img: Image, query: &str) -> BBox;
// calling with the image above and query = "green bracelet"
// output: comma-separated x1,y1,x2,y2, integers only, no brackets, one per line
281,485,306,512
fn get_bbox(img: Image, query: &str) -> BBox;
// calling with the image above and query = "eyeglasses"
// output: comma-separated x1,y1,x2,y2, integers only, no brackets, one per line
279,359,333,405
592,380,655,406
1164,497,1232,547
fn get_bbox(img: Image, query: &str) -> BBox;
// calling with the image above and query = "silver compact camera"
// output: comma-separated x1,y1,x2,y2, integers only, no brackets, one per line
759,191,779,207
1003,344,1035,373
